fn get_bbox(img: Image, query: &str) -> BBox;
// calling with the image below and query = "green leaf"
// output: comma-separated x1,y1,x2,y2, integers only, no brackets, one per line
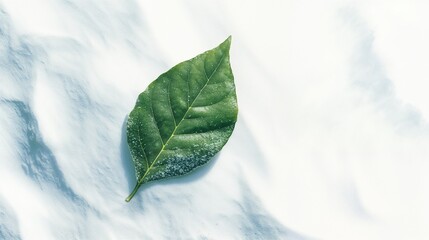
125,36,238,202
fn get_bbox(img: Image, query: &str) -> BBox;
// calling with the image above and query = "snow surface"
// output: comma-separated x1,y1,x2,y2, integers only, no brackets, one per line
1,0,429,239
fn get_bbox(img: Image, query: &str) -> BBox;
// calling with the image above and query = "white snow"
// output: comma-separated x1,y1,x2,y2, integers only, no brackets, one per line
1,0,429,239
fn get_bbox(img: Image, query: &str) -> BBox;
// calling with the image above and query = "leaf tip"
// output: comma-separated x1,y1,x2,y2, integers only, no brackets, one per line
221,35,232,50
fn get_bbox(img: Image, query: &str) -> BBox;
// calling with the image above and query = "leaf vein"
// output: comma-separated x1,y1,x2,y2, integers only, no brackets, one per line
189,88,234,110
136,120,149,170
167,77,177,127
149,93,165,146
186,65,191,109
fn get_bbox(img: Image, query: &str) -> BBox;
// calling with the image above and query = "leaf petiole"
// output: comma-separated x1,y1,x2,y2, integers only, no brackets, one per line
125,183,141,202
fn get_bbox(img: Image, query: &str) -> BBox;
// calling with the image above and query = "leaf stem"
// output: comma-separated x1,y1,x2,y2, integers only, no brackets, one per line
125,183,141,202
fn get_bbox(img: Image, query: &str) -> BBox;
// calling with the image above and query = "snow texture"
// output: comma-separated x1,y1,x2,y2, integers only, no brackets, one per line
1,0,429,239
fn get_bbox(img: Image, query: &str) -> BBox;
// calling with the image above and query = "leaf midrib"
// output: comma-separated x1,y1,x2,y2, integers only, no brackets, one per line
138,51,227,184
